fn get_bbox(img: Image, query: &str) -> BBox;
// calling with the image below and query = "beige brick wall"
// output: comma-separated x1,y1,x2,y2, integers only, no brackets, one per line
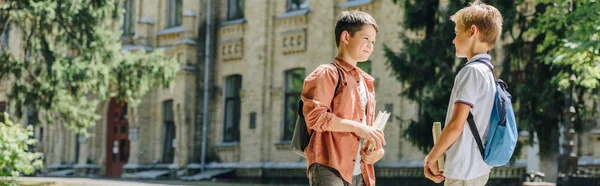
211,0,426,164
43,123,77,165
70,0,202,173
0,0,558,177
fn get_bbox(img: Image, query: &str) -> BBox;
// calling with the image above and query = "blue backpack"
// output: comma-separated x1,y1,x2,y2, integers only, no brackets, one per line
467,59,518,167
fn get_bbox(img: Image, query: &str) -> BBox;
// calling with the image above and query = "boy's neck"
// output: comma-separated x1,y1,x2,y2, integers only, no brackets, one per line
466,52,487,61
336,52,358,67
465,44,490,61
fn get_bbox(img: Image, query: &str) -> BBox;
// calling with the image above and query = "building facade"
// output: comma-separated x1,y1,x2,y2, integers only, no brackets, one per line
4,0,600,184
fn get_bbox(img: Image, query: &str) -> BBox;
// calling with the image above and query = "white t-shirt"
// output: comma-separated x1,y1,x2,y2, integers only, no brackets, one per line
354,76,368,175
443,54,496,180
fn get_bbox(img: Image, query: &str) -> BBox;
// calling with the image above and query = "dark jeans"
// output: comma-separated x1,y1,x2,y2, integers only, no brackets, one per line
308,163,365,186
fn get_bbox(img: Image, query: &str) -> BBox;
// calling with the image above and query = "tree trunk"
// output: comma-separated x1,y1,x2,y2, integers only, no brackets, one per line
537,121,560,183
539,149,559,183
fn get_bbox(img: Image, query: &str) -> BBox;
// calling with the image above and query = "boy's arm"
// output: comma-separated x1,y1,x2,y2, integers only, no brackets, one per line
302,65,385,148
328,118,385,150
301,65,342,132
326,117,362,132
426,66,483,163
425,103,471,163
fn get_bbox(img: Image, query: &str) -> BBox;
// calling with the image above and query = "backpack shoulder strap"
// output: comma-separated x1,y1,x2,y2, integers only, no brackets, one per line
305,63,341,137
468,111,485,159
470,59,496,80
331,63,342,96
299,63,341,117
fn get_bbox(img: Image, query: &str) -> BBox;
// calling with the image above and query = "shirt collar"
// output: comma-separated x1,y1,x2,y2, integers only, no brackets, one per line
465,54,493,69
334,57,357,71
333,57,375,82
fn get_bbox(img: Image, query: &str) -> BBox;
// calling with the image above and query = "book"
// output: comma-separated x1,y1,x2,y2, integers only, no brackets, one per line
432,122,445,171
364,111,390,151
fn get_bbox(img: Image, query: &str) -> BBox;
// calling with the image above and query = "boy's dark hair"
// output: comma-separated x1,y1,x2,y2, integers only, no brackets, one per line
334,10,379,47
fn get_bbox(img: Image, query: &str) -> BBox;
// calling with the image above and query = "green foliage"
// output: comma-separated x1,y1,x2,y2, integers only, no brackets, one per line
528,0,600,93
385,0,519,153
385,0,459,153
386,0,599,162
0,0,179,134
0,113,43,186
520,0,600,153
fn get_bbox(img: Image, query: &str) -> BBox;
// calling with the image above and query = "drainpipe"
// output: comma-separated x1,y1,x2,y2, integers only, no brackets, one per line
201,0,212,172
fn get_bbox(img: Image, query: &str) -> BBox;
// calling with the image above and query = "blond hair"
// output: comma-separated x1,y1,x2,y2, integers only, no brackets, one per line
450,1,503,46
335,10,379,47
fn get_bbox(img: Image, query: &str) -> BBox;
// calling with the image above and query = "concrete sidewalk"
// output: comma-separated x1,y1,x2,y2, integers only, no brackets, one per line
17,177,305,186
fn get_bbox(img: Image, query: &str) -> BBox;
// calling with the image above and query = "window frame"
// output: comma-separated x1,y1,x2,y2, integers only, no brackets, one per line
223,75,242,143
282,68,305,141
122,0,136,36
161,100,176,163
286,0,309,12
166,0,182,28
227,0,245,20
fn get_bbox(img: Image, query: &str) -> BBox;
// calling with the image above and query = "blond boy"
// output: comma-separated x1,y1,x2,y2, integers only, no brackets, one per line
423,1,503,186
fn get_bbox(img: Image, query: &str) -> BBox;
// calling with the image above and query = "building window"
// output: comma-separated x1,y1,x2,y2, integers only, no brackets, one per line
385,104,393,121
123,0,136,35
227,0,244,20
39,127,44,142
166,0,182,28
286,0,309,12
0,23,9,50
223,75,242,142
74,134,80,163
0,102,6,113
283,69,305,141
162,100,176,163
357,60,372,74
0,102,6,121
249,112,256,129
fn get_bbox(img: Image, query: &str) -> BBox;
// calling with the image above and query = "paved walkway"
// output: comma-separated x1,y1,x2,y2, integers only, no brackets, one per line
17,177,304,186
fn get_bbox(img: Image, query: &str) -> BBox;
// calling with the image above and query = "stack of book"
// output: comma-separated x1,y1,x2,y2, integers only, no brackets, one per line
365,111,390,151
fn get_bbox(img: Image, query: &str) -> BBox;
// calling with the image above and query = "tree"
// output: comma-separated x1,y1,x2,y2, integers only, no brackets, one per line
386,0,600,182
384,0,520,153
0,0,179,134
0,113,43,186
515,0,600,181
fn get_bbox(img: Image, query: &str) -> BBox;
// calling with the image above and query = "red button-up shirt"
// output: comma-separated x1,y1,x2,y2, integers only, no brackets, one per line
302,57,377,185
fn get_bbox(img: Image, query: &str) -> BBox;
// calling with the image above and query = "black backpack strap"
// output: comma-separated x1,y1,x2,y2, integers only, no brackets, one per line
299,63,341,118
467,58,495,160
471,59,494,72
470,58,497,82
304,63,342,137
331,63,342,96
468,111,485,159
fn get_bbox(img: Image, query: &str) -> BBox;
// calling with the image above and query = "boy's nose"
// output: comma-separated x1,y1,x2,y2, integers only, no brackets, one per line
452,39,456,44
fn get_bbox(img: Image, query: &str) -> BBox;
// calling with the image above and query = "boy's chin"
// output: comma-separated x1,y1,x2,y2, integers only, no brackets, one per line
358,56,370,62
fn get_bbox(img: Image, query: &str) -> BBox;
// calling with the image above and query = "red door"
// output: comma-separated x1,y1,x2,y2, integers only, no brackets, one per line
106,99,129,177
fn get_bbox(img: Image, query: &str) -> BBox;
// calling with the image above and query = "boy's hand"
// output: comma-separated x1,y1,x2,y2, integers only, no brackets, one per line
424,159,444,183
361,148,384,164
353,125,385,150
424,155,442,175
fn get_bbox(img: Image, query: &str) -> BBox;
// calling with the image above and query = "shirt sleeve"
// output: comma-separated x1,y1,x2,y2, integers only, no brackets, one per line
453,66,484,108
301,65,339,132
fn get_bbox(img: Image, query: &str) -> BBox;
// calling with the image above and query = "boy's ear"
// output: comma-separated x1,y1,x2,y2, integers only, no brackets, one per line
341,30,351,45
470,25,478,37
